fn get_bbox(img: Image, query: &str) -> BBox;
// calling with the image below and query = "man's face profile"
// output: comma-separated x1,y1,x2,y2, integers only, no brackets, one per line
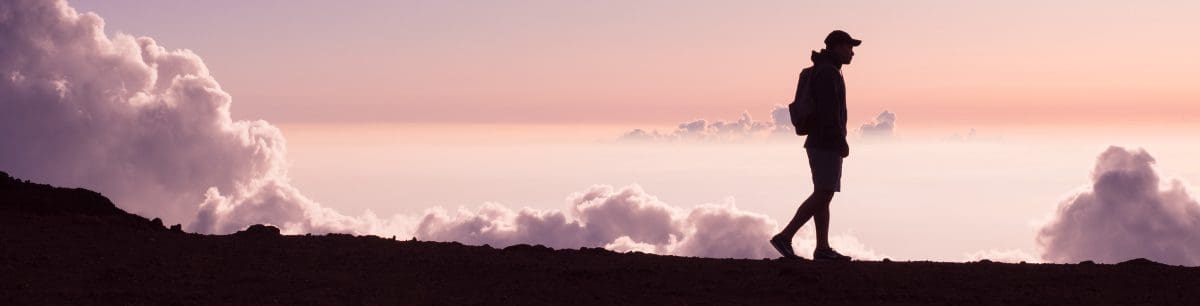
832,44,855,65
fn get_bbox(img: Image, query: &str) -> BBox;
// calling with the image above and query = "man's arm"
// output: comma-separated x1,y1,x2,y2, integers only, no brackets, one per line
809,66,850,157
809,68,838,135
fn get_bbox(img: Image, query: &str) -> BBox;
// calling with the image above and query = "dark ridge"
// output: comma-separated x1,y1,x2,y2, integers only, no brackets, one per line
0,170,125,217
0,170,162,231
1117,257,1168,267
2,171,1199,304
503,243,556,253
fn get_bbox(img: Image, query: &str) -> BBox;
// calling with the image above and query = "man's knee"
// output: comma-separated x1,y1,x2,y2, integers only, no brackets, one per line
810,190,835,203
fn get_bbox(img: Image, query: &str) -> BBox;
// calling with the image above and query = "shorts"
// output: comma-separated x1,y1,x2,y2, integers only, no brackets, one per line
807,148,843,192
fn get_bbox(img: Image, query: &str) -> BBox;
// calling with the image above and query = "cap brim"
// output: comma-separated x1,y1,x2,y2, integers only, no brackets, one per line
850,39,862,46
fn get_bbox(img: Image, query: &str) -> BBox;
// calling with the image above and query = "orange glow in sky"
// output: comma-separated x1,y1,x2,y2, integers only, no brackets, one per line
71,0,1200,128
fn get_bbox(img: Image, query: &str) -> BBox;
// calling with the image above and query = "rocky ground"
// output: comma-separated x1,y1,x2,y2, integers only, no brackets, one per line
2,171,1198,305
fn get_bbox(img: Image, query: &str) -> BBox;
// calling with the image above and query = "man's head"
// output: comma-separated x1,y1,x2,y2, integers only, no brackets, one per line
823,30,861,65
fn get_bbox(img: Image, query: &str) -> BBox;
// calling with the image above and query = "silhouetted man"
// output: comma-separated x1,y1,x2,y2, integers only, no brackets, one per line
770,30,860,261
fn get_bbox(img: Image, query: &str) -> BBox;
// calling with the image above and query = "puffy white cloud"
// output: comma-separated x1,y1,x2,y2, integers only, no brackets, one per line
769,104,793,135
858,110,896,138
415,184,766,258
605,236,659,253
415,184,883,259
670,203,777,258
1037,146,1200,266
0,0,411,235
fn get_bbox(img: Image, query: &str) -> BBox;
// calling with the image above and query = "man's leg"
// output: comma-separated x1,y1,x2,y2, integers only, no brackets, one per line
775,190,835,240
814,203,831,250
809,192,851,261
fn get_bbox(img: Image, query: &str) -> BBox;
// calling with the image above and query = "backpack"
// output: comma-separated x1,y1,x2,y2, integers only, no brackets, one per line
788,67,817,135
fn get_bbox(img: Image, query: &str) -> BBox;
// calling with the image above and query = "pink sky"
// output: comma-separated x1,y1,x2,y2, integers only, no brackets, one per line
71,0,1200,127
10,0,1196,263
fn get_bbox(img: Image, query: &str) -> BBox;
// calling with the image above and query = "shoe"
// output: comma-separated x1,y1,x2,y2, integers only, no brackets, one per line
813,247,851,262
770,235,800,259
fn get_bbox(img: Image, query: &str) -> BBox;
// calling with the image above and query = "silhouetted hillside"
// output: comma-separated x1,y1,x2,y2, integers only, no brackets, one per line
1,171,1197,304
2,171,128,217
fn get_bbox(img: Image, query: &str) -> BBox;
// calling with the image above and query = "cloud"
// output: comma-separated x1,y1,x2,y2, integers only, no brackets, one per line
0,0,414,235
624,107,900,143
795,235,887,261
415,184,884,259
858,110,896,138
944,128,1003,143
621,105,792,142
944,128,978,142
604,236,659,253
414,184,756,258
769,105,793,135
1036,146,1200,266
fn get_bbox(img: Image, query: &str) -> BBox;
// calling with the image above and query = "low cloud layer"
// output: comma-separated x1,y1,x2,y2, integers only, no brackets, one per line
858,110,896,139
1037,146,1200,266
621,106,792,142
623,107,899,142
416,184,884,259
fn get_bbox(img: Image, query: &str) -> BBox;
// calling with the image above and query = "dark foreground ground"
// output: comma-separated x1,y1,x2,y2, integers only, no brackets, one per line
2,172,1198,305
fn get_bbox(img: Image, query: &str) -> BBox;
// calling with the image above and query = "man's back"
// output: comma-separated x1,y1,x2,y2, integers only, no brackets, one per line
803,51,849,157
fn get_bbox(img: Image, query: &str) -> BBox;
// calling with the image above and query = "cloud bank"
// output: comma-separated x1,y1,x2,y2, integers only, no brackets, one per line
416,184,885,259
1037,146,1200,266
621,105,792,142
623,107,900,143
0,0,412,235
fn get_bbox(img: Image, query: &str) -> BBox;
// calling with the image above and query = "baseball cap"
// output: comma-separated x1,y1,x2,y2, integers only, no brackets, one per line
824,30,862,47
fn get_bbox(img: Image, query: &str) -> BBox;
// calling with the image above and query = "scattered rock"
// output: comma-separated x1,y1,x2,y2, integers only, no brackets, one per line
504,244,554,253
882,258,892,263
577,247,612,256
1079,260,1095,265
1117,258,1165,267
234,224,281,238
